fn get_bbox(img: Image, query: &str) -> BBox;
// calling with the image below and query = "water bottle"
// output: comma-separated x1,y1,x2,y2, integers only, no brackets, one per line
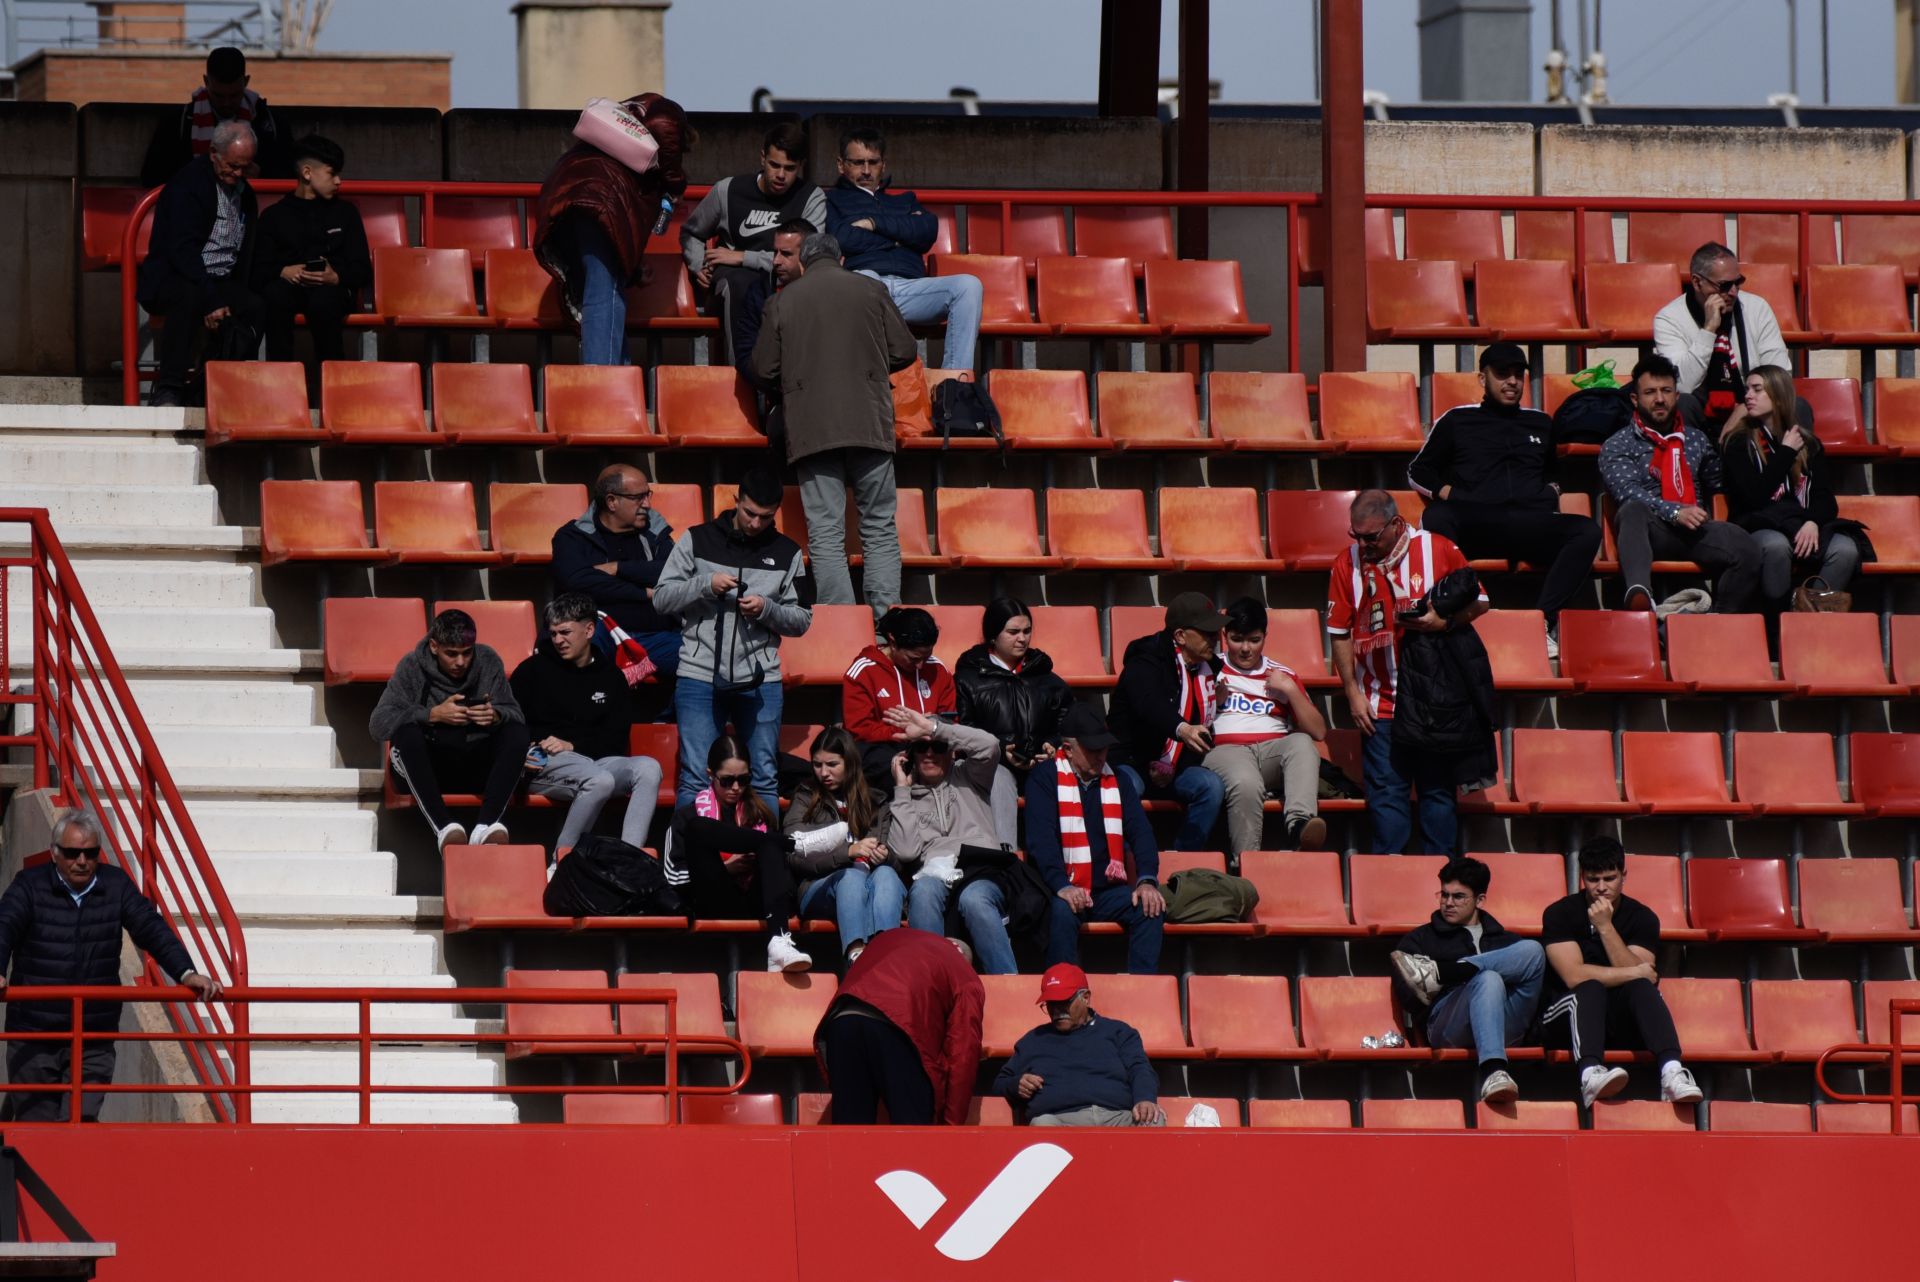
650,196,673,238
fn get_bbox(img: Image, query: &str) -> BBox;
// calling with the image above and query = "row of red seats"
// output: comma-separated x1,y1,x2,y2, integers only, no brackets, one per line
501,966,1920,1065
559,1090,1915,1134
451,845,1920,945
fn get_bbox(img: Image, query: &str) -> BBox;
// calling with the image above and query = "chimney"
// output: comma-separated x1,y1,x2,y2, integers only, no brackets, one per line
1418,0,1533,102
513,0,670,111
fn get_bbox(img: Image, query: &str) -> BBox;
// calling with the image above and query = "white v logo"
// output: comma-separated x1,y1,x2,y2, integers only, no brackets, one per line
875,1143,1074,1261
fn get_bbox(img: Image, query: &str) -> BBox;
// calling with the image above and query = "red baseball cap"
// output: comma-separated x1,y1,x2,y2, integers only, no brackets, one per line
1037,962,1089,1005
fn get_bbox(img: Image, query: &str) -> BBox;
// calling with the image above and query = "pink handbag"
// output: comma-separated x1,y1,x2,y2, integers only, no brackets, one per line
572,97,660,174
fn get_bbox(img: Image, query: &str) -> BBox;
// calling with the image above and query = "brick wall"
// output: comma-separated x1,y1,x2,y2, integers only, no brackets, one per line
21,51,451,110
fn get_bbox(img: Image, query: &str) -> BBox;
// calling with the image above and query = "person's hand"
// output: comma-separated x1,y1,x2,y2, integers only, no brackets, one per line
1402,606,1448,633
428,693,471,726
1587,895,1616,929
1702,290,1731,330
1175,722,1213,755
280,263,308,284
709,572,740,597
466,700,499,727
850,837,881,865
1346,687,1377,737
539,736,572,755
891,752,911,787
203,306,231,330
1630,961,1659,984
853,218,876,232
594,561,619,575
707,246,746,268
1147,761,1174,788
1438,485,1453,501
1057,885,1093,912
1002,743,1026,769
738,593,768,621
314,263,340,287
1033,742,1057,761
1793,520,1820,559
694,263,714,289
883,706,938,741
1016,1072,1044,1100
1133,882,1165,918
1132,1100,1165,1125
1672,505,1710,530
183,971,222,1001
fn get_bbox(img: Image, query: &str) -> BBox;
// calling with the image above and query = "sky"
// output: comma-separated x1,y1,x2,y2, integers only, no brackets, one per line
18,0,1893,110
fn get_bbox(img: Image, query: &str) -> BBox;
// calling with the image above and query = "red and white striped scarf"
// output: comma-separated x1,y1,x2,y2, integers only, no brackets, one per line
1635,414,1697,506
1158,652,1216,769
1055,751,1127,891
597,611,655,687
189,86,261,157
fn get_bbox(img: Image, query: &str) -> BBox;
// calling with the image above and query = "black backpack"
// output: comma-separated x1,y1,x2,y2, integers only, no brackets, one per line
542,835,685,918
932,378,1005,451
1553,386,1633,445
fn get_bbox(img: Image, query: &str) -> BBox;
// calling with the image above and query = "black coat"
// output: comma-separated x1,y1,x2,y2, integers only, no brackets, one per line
1108,630,1220,771
550,509,680,637
1392,572,1497,788
953,644,1073,765
0,863,197,1033
1392,908,1527,1032
1407,399,1559,509
136,156,258,316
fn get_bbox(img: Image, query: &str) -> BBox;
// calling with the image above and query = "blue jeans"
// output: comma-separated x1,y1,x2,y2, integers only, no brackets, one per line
1114,763,1222,852
906,877,1019,975
1426,940,1546,1065
568,215,627,366
673,676,783,815
857,270,983,369
1362,717,1458,854
799,864,906,954
1045,883,1164,975
630,628,682,676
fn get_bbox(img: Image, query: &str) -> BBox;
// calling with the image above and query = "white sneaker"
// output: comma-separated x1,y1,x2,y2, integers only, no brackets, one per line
1661,1064,1703,1103
1544,627,1560,661
767,932,811,973
1389,951,1441,1006
1580,1065,1629,1109
790,822,849,856
470,822,510,846
1479,1070,1519,1104
435,822,468,852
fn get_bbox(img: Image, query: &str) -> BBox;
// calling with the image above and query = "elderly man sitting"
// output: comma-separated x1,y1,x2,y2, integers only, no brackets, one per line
994,963,1165,1127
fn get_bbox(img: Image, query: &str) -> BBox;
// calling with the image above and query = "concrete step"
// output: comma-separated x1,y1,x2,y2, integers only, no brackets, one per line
210,850,397,896
168,764,364,798
228,892,441,923
186,801,376,853
152,724,338,769
0,483,220,528
249,1095,518,1125
243,975,461,1026
0,404,189,434
5,560,254,610
2,608,280,669
129,678,315,727
246,1011,497,1038
55,647,303,676
245,927,441,976
0,525,249,553
0,439,202,486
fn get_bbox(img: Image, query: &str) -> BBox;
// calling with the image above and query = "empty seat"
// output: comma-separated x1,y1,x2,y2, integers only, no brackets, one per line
1035,256,1153,337
374,482,496,564
1510,729,1634,815
615,972,729,1048
1582,263,1681,341
1709,1100,1813,1133
259,480,388,567
1660,978,1762,1061
483,248,566,326
1815,1103,1920,1134
935,488,1063,570
1248,1098,1353,1128
1792,377,1888,456
1474,852,1569,934
543,365,661,446
1751,979,1861,1062
1841,213,1920,283
1873,377,1920,455
1265,489,1364,570
779,605,877,685
503,969,619,1059
1837,494,1920,573
991,369,1105,450
1364,260,1489,342
1736,212,1837,280
322,597,424,686
1618,854,1700,942
1733,731,1861,816
1074,206,1174,274
1665,614,1786,693
1044,489,1166,569
345,193,408,251
1849,732,1920,817
1745,263,1819,343
431,363,541,444
1556,609,1682,692
1027,605,1110,687
1623,732,1746,816
1158,487,1284,572
428,194,523,253
1361,1099,1467,1130
931,254,1050,338
1097,372,1210,449
372,247,486,326
443,844,555,931
1299,977,1425,1060
1318,372,1424,451
1626,211,1725,280
1348,855,1446,935
79,186,149,270
1861,980,1920,1048
1182,975,1309,1060
1688,857,1818,941
1513,208,1614,264
1474,259,1600,342
489,482,589,564
1403,208,1504,278
1295,205,1395,283
1474,610,1574,692
1242,850,1361,937
648,483,704,541
678,1093,786,1125
1592,1100,1696,1132
320,361,432,445
655,366,763,447
1207,372,1321,451
1477,1100,1580,1131
1779,612,1901,696
733,971,837,1056
1893,615,1920,688
1799,858,1920,942
203,361,325,445
923,605,986,672
433,599,537,672
965,204,1067,270
1806,265,1920,348
560,1093,669,1125
1143,259,1269,339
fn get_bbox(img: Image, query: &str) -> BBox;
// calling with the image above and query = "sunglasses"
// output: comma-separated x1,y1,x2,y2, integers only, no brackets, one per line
54,845,101,860
1696,274,1745,294
1348,516,1403,544
713,772,750,788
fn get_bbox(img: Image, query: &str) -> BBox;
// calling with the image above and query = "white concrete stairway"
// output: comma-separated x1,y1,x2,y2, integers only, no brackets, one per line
0,405,515,1124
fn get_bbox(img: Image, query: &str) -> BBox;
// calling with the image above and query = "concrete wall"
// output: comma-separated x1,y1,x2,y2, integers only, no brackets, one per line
1539,125,1909,200
442,109,780,184
805,114,1164,189
16,50,452,111
0,103,77,376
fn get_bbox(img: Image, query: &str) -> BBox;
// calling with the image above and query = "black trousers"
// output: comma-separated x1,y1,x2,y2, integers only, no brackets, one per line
262,278,353,365
673,813,795,935
145,272,263,397
1419,499,1601,624
7,1038,117,1122
389,720,531,832
823,1011,936,1125
1538,978,1682,1074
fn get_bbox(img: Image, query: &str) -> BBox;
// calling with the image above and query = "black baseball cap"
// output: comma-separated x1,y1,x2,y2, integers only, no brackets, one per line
1061,702,1118,750
1479,341,1530,372
1164,591,1229,634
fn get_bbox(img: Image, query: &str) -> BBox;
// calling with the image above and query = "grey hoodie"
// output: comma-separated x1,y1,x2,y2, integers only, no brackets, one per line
369,639,523,743
651,510,812,686
887,721,1003,885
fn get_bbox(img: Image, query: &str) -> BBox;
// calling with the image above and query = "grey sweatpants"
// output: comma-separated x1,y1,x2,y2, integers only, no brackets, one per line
1031,1104,1165,1127
530,751,664,851
796,446,899,618
1202,734,1322,856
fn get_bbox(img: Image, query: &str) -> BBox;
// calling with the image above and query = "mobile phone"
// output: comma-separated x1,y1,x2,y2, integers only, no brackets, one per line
305,257,327,272
1395,607,1426,624
468,694,491,707
526,745,549,767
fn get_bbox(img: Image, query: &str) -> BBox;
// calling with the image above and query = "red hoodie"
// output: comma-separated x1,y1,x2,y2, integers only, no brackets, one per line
842,643,956,743
814,927,985,1125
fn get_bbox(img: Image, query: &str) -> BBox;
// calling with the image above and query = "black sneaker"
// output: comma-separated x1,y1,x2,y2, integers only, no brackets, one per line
1285,815,1328,850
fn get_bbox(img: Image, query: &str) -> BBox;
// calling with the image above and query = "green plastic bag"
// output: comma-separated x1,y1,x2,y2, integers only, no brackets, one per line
1570,359,1619,390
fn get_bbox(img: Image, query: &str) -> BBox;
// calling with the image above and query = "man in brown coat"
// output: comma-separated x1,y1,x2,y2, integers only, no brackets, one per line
751,232,917,616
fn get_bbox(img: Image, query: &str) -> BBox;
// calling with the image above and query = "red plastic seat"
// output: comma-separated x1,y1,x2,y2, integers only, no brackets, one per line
922,606,985,672
1624,854,1705,942
1861,980,1920,1048
1592,1100,1696,1132
1895,615,1920,688
1299,977,1426,1060
1474,259,1601,342
1741,263,1819,344
930,255,1050,338
433,598,537,672
1088,975,1200,1057
1249,1098,1353,1129
427,194,523,253
979,975,1048,1056
1513,208,1614,264
648,483,704,542
1750,979,1860,1063
1074,206,1174,274
444,844,562,931
1318,372,1424,452
1348,855,1446,935
1626,211,1726,281
1837,494,1920,573
320,361,433,445
1872,377,1920,455
1161,1097,1244,1128
1403,208,1504,279
431,363,541,444
1044,489,1166,570
1035,256,1153,337
1474,610,1574,692
542,365,661,447
1182,975,1309,1061
965,205,1067,271
346,193,408,252
1143,259,1269,339
1557,609,1684,693
1623,732,1746,816
259,480,389,567
1792,378,1887,457
1709,1100,1812,1133
1158,487,1284,572
1660,978,1762,1061
1510,728,1635,815
1806,265,1920,347
1799,858,1920,942
779,604,876,686
1477,1100,1580,1131
1816,1103,1920,1134
1688,858,1819,941
1665,614,1787,693
1027,605,1109,687
1779,612,1901,696
1362,1099,1466,1130
1733,731,1861,816
845,487,947,571
1097,372,1209,449
375,482,497,564
1841,213,1920,283
615,972,728,1048
503,969,620,1059
624,256,715,333
80,187,150,270
674,1093,784,1125
203,361,325,445
655,366,762,446
483,248,565,326
1208,372,1321,451
1542,374,1579,418
1296,205,1395,284
1474,852,1570,934
935,488,1064,570
1365,260,1489,342
372,246,487,326
919,203,958,257
321,597,424,686
1238,850,1355,937
1264,488,1362,571
1737,212,1837,281
733,971,836,1057
1582,263,1681,341
991,369,1104,450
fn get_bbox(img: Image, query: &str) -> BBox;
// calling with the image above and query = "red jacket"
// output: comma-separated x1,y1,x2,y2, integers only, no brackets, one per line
843,644,956,744
815,928,984,1126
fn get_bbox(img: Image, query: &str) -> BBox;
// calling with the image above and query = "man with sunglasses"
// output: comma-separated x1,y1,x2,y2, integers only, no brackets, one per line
552,463,682,678
1653,242,1791,435
1327,490,1485,855
0,809,220,1121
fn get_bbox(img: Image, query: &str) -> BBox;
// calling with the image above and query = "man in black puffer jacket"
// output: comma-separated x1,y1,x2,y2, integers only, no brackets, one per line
0,809,220,1121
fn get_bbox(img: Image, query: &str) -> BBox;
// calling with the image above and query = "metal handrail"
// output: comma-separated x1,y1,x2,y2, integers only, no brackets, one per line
1813,997,1920,1135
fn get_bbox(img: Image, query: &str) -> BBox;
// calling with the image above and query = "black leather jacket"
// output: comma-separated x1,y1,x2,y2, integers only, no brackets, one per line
953,644,1072,766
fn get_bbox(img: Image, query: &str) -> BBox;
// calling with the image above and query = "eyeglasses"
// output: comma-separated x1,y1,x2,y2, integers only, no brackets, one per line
609,490,651,503
54,845,101,861
1436,890,1475,904
713,773,750,788
1696,274,1746,294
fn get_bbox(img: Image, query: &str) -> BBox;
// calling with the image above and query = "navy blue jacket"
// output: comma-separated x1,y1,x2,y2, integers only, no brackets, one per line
136,155,258,316
0,863,197,1033
1023,763,1160,894
550,506,679,636
824,178,937,280
993,1012,1157,1116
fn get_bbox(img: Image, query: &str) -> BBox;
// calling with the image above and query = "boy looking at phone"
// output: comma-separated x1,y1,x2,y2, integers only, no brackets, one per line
252,134,370,384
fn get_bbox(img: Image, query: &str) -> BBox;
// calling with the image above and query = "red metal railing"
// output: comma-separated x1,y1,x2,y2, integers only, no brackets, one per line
1814,997,1920,1135
0,985,748,1125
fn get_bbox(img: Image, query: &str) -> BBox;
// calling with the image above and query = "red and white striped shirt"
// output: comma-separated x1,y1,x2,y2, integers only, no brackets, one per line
1326,528,1476,719
1211,657,1300,745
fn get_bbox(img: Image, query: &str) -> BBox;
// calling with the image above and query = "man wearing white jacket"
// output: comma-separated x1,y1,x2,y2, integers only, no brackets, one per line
1652,242,1791,435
